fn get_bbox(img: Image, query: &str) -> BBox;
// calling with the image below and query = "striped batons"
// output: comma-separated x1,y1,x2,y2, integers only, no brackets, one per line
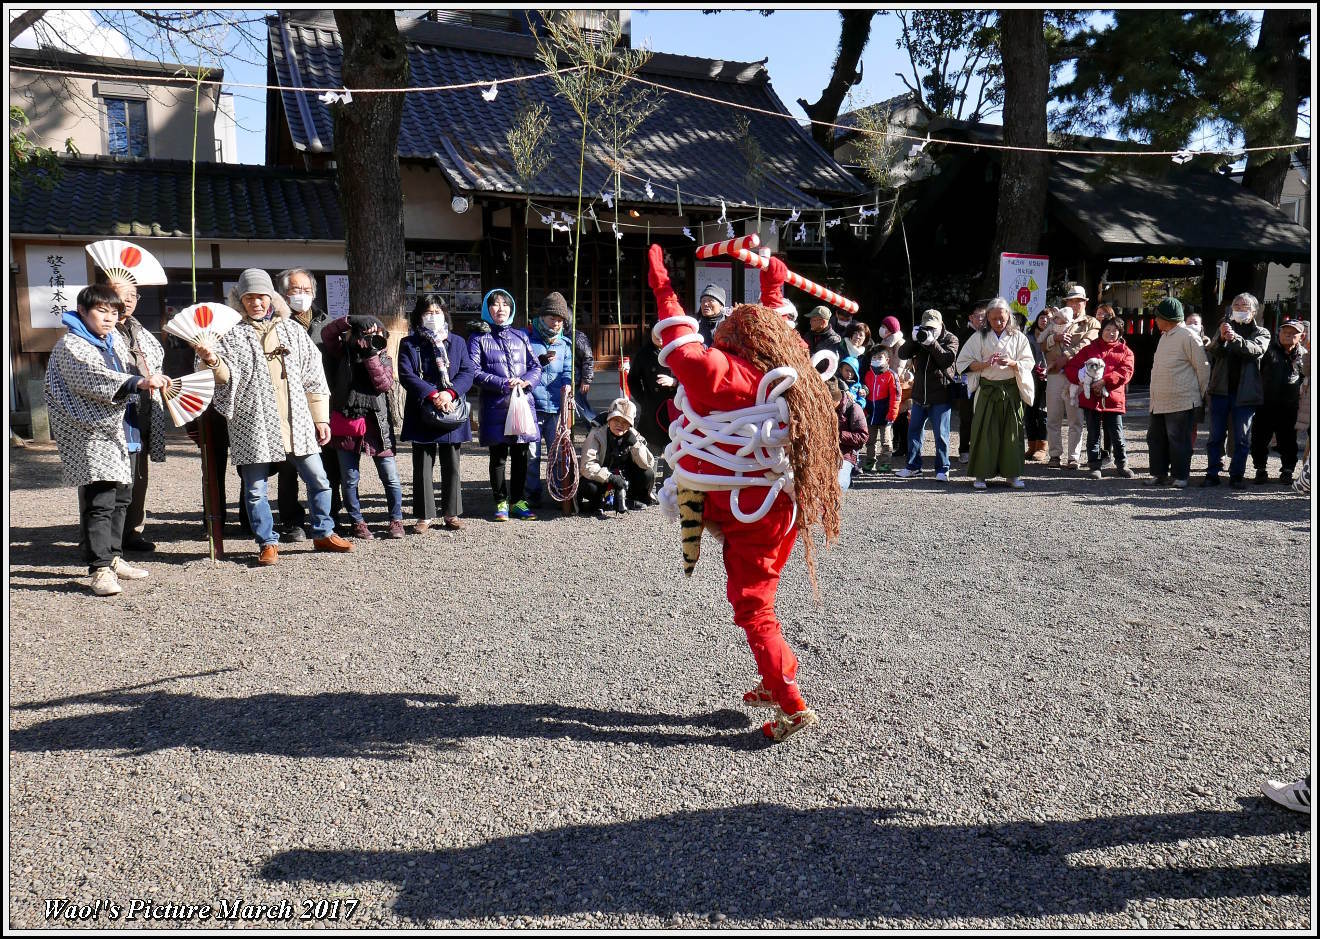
677,484,706,576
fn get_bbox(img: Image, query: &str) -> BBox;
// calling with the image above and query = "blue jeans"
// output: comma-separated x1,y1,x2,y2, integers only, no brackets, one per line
906,401,952,474
336,449,403,523
1207,392,1256,480
526,410,562,497
239,453,334,547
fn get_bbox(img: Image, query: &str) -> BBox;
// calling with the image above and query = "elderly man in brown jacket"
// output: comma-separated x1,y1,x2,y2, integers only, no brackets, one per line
1040,284,1102,467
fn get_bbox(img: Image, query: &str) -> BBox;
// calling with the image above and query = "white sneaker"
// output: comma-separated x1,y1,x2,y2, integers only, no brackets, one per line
111,556,150,580
935,471,948,482
1262,778,1310,814
90,568,123,596
973,479,987,490
1010,478,1026,489
894,467,918,479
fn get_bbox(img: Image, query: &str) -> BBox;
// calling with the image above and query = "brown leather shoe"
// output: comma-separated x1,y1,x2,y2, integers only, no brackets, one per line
312,533,354,553
257,544,279,566
411,519,432,534
443,516,466,530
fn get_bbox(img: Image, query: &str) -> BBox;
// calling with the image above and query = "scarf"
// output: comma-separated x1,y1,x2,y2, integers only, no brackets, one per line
417,326,451,389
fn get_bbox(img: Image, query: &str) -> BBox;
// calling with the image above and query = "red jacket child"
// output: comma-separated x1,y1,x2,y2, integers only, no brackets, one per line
1063,335,1135,413
862,365,902,424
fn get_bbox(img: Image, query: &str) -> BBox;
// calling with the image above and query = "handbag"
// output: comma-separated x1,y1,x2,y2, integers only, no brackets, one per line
417,392,471,434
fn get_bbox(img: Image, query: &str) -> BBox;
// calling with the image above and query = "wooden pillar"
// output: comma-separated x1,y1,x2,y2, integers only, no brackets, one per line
512,200,528,318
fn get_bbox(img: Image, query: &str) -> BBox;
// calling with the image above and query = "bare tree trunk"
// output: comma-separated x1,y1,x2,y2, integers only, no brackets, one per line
9,9,47,42
981,11,1049,296
797,10,876,151
1223,8,1309,305
332,11,408,328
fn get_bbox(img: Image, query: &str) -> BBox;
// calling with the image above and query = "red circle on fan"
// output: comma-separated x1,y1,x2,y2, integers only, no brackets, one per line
179,394,204,411
1017,287,1031,306
119,246,142,268
194,305,213,327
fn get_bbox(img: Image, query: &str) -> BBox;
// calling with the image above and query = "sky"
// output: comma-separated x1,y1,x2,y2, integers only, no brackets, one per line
9,8,1284,167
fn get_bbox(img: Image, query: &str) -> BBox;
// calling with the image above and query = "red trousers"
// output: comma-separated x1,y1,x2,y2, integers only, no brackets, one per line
703,489,806,713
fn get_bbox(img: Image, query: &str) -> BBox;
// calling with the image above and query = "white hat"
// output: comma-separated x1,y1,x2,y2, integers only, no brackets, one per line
604,397,637,427
1062,284,1088,302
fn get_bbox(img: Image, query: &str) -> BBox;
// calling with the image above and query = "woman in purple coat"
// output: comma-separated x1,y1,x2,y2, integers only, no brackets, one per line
468,288,541,521
398,294,475,532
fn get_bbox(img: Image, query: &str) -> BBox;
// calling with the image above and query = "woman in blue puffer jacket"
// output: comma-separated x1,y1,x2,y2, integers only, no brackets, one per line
468,288,541,521
525,291,574,507
398,294,475,532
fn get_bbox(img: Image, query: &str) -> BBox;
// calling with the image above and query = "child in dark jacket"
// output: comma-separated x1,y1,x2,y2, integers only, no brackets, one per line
832,379,869,491
861,348,901,472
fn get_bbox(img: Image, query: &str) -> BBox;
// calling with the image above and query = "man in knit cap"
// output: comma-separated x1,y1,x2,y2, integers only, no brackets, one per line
1146,297,1210,489
194,268,353,565
696,284,728,347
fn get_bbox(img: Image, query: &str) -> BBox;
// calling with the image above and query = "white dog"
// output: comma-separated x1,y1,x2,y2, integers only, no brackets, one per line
1071,357,1108,406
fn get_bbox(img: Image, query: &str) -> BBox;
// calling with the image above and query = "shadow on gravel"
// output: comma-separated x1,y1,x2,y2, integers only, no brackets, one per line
258,803,1309,923
9,690,759,757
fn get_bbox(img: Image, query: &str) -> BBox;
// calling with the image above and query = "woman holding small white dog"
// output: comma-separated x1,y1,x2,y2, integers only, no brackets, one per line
955,298,1036,489
1064,317,1135,480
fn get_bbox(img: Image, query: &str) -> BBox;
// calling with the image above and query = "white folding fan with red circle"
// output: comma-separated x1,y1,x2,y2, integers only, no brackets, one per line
163,302,243,348
84,239,168,286
160,370,215,427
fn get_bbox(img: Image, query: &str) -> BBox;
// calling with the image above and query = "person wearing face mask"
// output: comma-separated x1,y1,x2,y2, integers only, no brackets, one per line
861,347,901,473
45,285,173,596
875,315,912,460
895,309,961,481
955,298,1036,489
468,288,542,521
696,284,728,347
525,292,576,508
194,268,353,565
399,294,475,532
272,267,334,541
1203,292,1271,488
831,306,858,338
100,273,167,554
1250,318,1307,485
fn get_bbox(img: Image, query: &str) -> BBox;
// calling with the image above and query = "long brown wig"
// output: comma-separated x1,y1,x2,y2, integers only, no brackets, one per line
713,303,842,593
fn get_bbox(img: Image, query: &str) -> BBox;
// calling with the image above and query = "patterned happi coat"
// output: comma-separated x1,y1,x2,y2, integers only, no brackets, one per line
211,317,330,467
44,330,140,487
117,316,168,463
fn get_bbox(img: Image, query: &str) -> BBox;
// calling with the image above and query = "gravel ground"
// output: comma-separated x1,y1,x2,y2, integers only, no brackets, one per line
7,393,1313,929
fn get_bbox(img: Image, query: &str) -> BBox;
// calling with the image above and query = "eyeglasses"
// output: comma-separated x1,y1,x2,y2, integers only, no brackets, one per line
286,287,314,295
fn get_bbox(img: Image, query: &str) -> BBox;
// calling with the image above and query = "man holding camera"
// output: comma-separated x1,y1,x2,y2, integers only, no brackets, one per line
894,309,960,481
1204,292,1271,488
196,268,352,565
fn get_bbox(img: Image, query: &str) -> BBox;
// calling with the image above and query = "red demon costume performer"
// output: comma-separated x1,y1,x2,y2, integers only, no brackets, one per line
647,244,841,742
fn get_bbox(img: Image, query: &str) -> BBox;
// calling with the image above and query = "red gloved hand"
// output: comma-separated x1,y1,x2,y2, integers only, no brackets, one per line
759,254,788,309
647,244,685,322
647,244,671,294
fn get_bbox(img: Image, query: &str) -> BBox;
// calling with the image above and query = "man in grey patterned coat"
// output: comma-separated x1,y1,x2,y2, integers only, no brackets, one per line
45,285,172,596
195,268,353,566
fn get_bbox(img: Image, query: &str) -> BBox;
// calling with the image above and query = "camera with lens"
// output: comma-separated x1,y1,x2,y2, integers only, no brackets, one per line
347,321,388,359
913,325,935,345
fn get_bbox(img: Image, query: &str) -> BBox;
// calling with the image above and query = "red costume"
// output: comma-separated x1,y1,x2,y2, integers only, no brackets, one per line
647,245,814,732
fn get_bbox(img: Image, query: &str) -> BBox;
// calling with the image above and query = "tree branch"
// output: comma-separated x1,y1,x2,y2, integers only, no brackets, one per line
9,8,47,43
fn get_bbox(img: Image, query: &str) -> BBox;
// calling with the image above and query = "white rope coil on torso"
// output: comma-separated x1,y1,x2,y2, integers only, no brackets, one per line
653,315,798,527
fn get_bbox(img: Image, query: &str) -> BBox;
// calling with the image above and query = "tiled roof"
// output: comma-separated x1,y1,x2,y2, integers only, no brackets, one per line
269,14,865,210
9,155,343,240
1048,156,1311,264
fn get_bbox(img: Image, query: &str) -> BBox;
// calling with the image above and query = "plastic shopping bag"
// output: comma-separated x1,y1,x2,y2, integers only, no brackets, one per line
504,386,538,438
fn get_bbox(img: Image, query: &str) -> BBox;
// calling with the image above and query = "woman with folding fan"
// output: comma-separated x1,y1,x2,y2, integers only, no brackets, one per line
85,239,170,554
